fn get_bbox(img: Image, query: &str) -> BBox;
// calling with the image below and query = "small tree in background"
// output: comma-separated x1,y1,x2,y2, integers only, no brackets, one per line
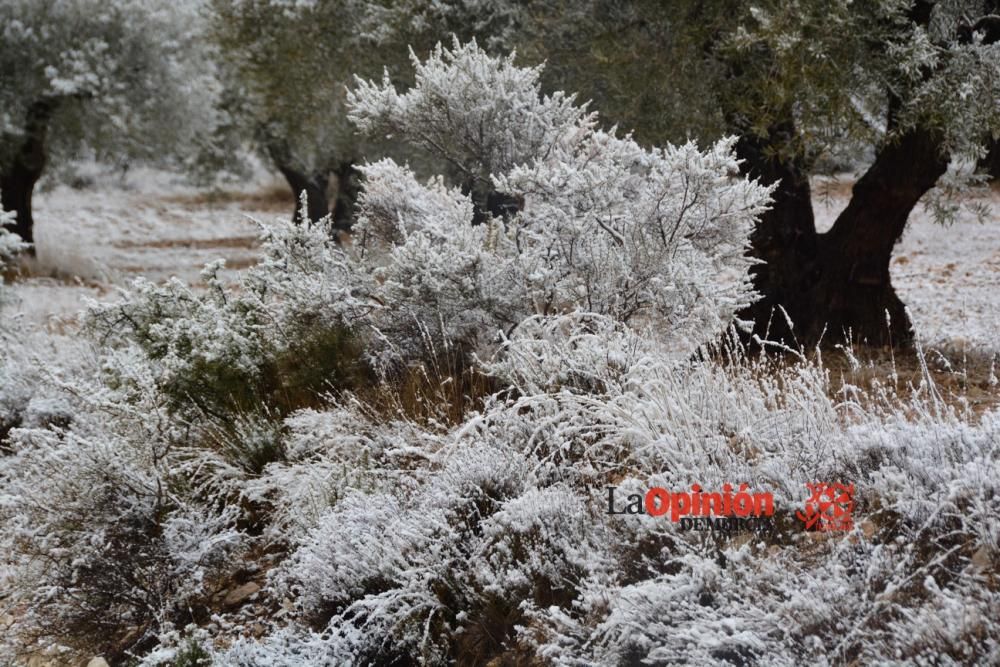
207,0,524,229
0,0,214,248
208,0,388,228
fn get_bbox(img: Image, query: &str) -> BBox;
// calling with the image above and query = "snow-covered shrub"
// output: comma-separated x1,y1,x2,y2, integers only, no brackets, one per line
0,390,244,660
76,40,770,463
348,42,587,181
0,220,363,659
240,401,449,547
216,341,1000,665
85,220,371,468
0,208,29,440
347,39,773,363
0,208,25,268
57,44,771,585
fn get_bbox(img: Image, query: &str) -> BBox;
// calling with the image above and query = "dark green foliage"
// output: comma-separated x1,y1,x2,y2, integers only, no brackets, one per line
173,639,213,667
170,322,368,474
163,322,366,424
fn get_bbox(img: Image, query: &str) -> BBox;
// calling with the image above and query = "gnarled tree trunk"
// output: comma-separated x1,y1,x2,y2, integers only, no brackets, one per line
812,126,948,345
734,122,819,345
736,0,970,348
331,160,360,233
276,164,331,224
738,122,947,348
269,149,361,234
0,99,57,249
265,141,332,225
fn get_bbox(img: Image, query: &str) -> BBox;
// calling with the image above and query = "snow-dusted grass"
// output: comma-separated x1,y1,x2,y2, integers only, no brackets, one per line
5,322,1000,664
195,343,1000,666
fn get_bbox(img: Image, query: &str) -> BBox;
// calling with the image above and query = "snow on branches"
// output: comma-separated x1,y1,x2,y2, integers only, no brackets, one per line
0,0,212,162
348,39,588,182
348,39,773,362
0,208,25,271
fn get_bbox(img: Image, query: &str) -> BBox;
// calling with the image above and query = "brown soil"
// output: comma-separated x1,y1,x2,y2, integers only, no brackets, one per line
161,182,294,212
113,235,260,250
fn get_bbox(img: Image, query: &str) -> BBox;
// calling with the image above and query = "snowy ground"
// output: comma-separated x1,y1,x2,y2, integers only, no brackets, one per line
5,168,287,330
9,172,1000,354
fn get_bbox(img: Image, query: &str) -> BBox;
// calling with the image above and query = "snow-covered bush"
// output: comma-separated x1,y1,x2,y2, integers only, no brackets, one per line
0,208,28,439
347,39,773,362
0,208,25,267
348,42,587,181
85,220,371,458
0,374,245,661
0,221,363,660
217,340,1000,665
76,39,771,472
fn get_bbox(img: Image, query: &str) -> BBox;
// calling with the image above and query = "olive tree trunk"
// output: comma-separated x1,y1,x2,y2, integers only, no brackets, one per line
331,160,360,233
276,164,331,225
0,99,57,249
812,126,948,345
738,122,948,348
736,0,976,348
981,139,1000,181
269,145,358,233
734,122,819,346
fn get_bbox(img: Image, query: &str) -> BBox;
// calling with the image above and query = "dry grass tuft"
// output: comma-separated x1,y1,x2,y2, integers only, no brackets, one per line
814,341,1000,416
359,348,501,427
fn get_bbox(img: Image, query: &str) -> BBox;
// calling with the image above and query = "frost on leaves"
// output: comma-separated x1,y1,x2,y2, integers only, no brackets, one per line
348,39,772,363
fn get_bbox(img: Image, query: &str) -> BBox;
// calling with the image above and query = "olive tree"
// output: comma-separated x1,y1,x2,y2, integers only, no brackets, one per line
208,0,384,227
0,0,214,248
207,0,516,228
458,0,1000,345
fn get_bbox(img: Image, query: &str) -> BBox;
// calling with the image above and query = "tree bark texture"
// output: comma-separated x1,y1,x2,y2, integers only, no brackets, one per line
0,99,57,249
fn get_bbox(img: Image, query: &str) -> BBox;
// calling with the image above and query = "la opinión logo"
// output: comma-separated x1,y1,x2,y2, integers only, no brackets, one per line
606,481,857,534
606,483,775,532
795,482,854,532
